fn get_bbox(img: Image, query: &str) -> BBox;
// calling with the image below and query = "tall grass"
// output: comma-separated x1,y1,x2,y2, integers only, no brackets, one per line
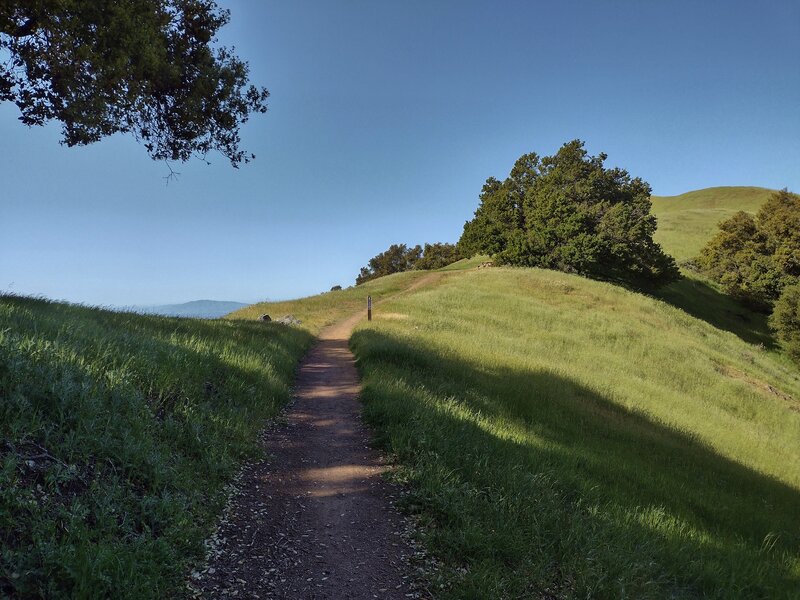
351,268,800,598
0,295,312,598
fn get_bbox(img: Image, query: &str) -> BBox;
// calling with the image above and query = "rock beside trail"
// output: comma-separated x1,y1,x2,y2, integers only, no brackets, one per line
275,314,302,326
257,314,302,325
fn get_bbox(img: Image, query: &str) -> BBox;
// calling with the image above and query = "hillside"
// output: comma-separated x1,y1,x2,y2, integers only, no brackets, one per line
651,186,774,262
133,299,248,319
648,186,778,350
226,269,445,332
4,183,796,596
347,266,800,598
224,254,800,596
0,296,312,598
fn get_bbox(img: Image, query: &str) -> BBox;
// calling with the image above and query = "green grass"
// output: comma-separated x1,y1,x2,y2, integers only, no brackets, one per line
654,273,775,348
1,183,790,598
227,269,446,332
350,267,800,598
651,186,774,263
0,295,312,598
649,186,777,348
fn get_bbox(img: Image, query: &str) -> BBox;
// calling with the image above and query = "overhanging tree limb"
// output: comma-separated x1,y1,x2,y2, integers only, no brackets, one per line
0,0,268,167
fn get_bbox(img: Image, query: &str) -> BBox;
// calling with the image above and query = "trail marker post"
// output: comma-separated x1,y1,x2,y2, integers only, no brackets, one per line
367,296,372,321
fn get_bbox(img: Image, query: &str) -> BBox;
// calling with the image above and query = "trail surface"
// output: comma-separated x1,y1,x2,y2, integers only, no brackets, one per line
194,312,418,599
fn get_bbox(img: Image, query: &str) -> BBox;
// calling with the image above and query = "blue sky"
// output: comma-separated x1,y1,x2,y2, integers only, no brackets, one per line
2,0,799,306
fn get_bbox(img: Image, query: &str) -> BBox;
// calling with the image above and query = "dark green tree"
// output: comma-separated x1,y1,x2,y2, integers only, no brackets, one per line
698,189,800,310
356,244,422,285
770,283,800,362
457,153,539,258
0,0,268,166
757,189,800,281
459,140,678,287
415,242,462,270
458,178,511,257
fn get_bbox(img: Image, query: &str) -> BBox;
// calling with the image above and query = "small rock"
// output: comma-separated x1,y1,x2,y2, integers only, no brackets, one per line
258,314,271,322
275,314,302,326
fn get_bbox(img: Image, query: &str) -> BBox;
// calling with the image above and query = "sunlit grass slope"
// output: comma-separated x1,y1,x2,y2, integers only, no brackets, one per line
227,269,444,332
351,267,800,598
651,186,774,262
0,296,311,598
650,186,778,349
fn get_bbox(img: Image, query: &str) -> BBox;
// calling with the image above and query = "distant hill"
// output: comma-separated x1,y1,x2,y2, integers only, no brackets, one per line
651,186,775,262
133,299,248,319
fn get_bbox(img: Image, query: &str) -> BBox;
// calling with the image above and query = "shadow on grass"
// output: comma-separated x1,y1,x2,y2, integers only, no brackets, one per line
351,329,800,599
653,274,775,348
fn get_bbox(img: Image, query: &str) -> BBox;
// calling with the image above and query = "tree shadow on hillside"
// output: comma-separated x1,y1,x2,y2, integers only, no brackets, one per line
352,329,799,597
653,274,775,348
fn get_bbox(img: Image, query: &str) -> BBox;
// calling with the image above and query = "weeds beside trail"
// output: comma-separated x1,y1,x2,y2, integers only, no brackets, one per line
0,295,312,598
351,267,800,598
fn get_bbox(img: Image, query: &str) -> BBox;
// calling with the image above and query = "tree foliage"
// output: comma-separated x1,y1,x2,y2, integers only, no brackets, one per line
0,0,268,166
697,189,800,310
415,242,462,271
458,140,679,288
356,244,422,285
770,283,800,362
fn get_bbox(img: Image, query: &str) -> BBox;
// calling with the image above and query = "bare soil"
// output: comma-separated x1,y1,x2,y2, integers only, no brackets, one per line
193,312,418,599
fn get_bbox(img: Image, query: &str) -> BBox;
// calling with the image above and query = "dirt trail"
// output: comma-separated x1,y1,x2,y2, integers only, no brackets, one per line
194,295,431,598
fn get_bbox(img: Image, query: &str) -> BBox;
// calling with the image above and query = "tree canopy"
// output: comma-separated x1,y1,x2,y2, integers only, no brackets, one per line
770,282,800,362
458,140,679,288
697,189,800,310
356,244,422,285
415,242,462,271
0,0,268,166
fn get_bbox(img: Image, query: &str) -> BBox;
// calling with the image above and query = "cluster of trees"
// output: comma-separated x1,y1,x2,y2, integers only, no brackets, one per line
0,0,268,166
458,140,679,288
359,141,677,290
355,242,461,285
697,189,800,358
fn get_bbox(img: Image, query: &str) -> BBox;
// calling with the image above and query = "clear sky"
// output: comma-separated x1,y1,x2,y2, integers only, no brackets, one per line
2,0,799,306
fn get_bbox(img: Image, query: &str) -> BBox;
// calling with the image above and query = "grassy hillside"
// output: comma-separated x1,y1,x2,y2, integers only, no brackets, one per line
0,296,312,598
350,267,800,598
649,186,778,349
651,186,774,262
227,269,445,331
3,180,790,598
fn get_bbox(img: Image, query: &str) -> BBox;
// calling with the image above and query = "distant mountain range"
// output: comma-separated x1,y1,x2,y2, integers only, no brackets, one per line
131,300,248,319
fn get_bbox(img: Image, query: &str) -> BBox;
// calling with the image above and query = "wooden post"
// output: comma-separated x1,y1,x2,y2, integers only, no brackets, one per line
367,295,372,321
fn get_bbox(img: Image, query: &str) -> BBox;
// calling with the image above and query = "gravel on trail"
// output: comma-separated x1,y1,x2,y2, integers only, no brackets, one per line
191,312,424,599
